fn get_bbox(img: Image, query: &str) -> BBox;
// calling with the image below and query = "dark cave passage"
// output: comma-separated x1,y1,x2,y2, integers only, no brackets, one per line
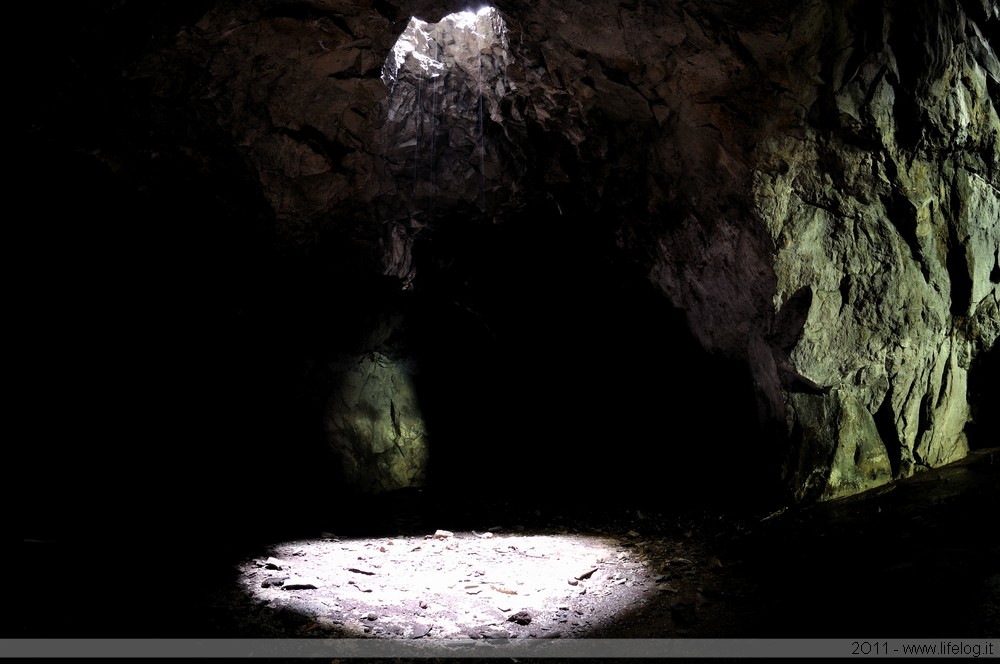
15,122,780,546
967,340,999,451
404,205,775,514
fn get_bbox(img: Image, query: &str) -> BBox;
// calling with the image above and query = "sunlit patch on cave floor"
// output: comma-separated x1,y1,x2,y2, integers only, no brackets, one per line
236,529,656,639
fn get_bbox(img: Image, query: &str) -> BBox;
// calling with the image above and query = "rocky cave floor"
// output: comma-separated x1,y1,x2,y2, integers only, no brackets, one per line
18,448,999,648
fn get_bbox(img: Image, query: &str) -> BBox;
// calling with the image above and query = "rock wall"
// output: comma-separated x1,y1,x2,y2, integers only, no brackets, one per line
128,0,999,501
748,0,1000,500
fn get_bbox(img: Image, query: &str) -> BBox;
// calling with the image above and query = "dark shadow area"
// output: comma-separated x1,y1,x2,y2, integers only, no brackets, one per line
586,447,1000,639
967,340,999,451
405,203,778,517
16,448,998,639
874,392,904,476
15,115,779,562
14,76,338,554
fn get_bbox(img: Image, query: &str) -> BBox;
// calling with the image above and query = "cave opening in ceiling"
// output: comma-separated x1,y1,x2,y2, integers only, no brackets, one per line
361,3,779,512
379,6,511,217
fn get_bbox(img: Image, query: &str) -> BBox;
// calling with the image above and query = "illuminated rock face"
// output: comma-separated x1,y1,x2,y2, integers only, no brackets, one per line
377,7,516,286
129,0,997,501
744,1,1000,501
324,346,429,493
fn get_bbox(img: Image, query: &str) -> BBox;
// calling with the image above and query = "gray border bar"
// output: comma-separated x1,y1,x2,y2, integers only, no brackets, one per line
2,639,997,658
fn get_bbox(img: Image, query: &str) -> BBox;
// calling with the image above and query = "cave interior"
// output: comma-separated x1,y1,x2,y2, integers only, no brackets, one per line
13,0,1000,642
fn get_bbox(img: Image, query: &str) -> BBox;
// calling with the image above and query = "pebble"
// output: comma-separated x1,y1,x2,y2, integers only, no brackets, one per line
261,576,289,588
508,611,532,625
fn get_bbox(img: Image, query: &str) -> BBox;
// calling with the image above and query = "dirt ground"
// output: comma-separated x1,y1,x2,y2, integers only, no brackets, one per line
200,448,1000,642
16,448,999,647
204,520,726,640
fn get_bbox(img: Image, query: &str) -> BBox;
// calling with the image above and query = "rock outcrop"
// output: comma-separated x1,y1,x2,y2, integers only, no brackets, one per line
28,0,996,503
747,0,1000,499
